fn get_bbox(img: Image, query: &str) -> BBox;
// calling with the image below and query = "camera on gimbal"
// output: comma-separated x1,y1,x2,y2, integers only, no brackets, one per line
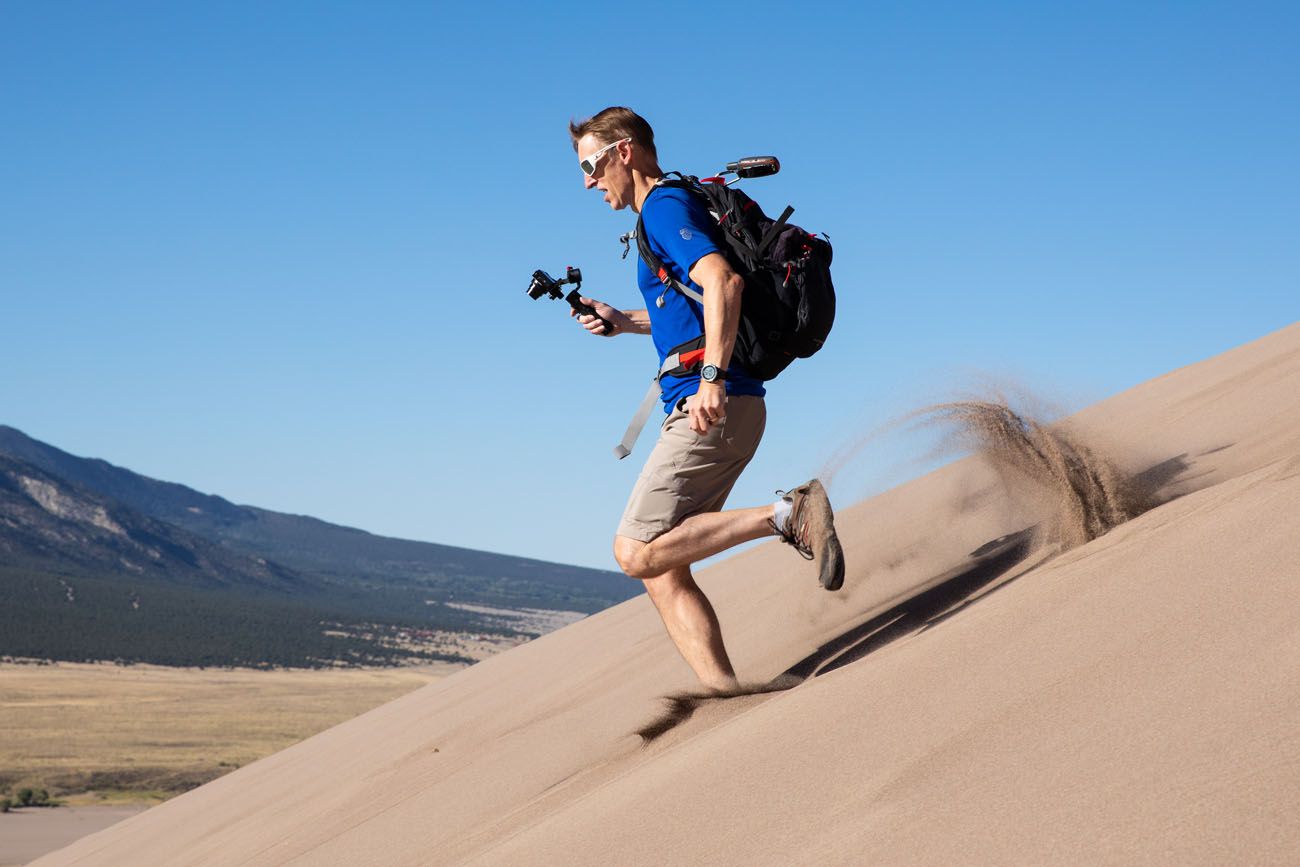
525,265,614,336
526,266,583,301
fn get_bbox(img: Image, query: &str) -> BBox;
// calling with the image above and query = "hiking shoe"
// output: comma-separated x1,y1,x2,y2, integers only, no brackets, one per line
771,479,845,591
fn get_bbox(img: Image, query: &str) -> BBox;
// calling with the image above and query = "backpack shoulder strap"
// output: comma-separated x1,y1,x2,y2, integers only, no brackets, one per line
634,176,706,305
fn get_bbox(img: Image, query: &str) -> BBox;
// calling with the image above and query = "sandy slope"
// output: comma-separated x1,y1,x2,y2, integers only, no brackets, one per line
32,324,1300,866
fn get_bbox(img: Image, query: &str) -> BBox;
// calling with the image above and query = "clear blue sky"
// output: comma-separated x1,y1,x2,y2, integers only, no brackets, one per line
3,2,1296,570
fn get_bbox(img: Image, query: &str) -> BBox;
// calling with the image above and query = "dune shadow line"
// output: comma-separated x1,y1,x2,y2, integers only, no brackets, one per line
783,445,1210,682
635,529,1036,744
782,528,1036,681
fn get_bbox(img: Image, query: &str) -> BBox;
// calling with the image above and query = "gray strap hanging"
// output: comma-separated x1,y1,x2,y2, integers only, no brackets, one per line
614,349,694,459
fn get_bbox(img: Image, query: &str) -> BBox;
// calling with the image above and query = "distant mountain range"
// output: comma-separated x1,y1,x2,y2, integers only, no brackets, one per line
0,450,332,592
0,425,638,667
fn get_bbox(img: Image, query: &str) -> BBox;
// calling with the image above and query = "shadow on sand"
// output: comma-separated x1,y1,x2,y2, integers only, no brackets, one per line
781,527,1036,681
781,445,1228,685
635,528,1036,743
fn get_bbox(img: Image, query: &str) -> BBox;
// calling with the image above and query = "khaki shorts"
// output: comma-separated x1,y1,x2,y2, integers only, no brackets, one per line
616,395,766,543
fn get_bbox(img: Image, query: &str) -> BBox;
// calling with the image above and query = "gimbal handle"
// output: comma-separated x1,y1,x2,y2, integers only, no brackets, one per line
566,289,615,337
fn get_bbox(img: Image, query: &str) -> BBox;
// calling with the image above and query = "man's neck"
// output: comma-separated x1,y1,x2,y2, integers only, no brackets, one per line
631,166,664,213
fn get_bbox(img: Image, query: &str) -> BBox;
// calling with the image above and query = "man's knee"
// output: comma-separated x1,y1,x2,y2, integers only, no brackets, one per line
613,534,655,579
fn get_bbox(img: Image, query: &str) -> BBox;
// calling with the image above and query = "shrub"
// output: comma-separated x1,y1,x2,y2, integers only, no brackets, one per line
11,787,55,807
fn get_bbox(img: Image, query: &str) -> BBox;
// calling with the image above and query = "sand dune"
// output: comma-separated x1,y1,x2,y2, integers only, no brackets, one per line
32,323,1300,866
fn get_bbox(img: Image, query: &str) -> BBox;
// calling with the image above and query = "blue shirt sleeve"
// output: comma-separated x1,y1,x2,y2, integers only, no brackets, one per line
641,188,722,287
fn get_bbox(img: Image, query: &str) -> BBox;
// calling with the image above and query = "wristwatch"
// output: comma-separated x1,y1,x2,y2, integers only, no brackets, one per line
700,363,728,383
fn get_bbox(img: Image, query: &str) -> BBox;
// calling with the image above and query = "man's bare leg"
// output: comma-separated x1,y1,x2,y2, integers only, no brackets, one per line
642,565,738,691
614,505,774,580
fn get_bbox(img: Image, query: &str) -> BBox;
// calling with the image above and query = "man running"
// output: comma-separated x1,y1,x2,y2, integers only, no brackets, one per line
568,106,844,690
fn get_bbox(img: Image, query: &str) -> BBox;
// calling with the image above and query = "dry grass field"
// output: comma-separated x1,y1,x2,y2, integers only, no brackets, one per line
0,662,457,805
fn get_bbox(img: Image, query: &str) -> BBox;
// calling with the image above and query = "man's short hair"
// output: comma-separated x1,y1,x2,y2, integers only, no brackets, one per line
569,106,658,160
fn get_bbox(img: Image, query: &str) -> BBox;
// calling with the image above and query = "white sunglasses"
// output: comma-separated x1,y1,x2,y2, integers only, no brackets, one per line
579,137,631,176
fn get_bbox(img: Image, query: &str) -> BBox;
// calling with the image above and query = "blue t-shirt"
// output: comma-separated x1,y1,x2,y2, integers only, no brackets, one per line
637,185,766,413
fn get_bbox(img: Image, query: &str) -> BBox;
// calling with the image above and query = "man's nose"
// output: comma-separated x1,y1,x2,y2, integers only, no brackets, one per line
583,173,597,190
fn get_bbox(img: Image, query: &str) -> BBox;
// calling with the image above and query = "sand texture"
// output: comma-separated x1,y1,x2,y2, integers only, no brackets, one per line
29,323,1300,866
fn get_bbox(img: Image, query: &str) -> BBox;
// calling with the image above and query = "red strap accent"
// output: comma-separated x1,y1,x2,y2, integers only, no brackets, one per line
678,348,707,368
657,267,670,285
700,176,725,184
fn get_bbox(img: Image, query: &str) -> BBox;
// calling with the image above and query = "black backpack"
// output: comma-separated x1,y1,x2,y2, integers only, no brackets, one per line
634,173,835,381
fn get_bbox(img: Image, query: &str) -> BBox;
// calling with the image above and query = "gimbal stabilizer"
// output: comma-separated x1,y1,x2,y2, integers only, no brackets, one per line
525,266,615,336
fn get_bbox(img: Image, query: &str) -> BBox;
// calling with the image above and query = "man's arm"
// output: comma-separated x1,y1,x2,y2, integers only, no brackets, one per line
687,252,745,435
572,298,651,336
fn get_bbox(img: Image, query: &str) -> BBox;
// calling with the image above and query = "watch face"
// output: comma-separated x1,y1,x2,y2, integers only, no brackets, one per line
701,364,718,382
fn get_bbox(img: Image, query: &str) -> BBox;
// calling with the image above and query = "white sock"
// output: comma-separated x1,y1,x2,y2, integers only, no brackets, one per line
772,497,793,534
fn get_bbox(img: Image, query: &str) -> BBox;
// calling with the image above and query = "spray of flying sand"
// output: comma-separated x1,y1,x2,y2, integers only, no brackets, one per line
910,397,1153,549
819,389,1153,551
